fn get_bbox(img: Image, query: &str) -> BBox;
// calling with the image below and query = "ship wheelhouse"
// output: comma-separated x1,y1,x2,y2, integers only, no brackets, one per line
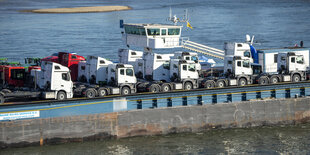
122,23,183,49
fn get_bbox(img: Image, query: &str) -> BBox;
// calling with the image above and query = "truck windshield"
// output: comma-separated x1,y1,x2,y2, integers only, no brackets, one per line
296,56,304,64
62,73,70,81
11,69,25,80
163,62,170,70
243,60,250,68
126,69,133,76
188,64,196,72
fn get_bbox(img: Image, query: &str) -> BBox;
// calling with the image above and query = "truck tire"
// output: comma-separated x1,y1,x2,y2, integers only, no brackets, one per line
292,74,301,82
98,88,107,97
270,76,279,84
57,91,67,100
161,84,171,92
216,80,226,88
204,80,215,89
258,77,269,85
121,87,131,95
238,78,247,86
184,82,193,90
149,84,160,93
0,94,5,104
85,88,96,98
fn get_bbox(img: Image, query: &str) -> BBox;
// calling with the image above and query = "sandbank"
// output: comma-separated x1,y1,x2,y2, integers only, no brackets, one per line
23,6,132,13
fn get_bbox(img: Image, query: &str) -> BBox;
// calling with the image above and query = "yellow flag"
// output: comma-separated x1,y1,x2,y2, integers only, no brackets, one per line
187,21,193,29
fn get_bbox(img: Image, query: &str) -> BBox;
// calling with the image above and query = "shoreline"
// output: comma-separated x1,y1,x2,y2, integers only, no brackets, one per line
21,6,132,13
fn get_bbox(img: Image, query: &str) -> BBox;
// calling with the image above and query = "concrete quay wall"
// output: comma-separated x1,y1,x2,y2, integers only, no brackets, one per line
1,97,310,148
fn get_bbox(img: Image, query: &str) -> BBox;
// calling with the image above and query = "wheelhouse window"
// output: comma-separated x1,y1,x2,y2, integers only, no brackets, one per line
147,28,160,36
161,29,167,35
168,28,180,35
124,26,146,35
182,65,187,71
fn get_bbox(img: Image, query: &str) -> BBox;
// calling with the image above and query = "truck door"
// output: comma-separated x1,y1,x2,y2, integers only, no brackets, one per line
289,56,296,72
118,68,136,84
60,72,73,94
295,55,306,71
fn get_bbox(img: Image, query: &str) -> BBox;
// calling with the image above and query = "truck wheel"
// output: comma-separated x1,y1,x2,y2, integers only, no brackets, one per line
259,77,268,85
150,85,160,93
204,80,215,89
270,76,279,84
85,88,96,98
184,82,193,90
98,88,107,97
292,74,301,82
216,80,225,88
238,78,247,86
161,84,171,92
121,87,131,95
0,94,5,104
57,91,67,100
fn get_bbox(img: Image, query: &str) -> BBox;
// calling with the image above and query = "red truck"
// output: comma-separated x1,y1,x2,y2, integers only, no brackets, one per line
41,52,86,81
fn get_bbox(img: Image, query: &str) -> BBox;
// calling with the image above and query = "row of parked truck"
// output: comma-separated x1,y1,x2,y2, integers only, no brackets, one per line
0,38,309,104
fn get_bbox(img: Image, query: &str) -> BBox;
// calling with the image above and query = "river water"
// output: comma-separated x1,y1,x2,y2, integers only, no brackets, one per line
2,124,310,154
1,0,310,153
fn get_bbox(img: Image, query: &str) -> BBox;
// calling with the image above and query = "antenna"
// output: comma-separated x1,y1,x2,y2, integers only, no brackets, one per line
167,7,190,25
246,34,255,45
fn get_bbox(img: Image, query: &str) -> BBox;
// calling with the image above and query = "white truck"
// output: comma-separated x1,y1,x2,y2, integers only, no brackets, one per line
78,56,113,84
73,63,138,98
202,50,309,89
0,62,73,103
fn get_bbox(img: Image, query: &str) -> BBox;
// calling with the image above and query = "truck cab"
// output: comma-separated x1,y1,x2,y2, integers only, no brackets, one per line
0,65,25,88
224,42,253,63
35,61,73,99
107,63,136,86
173,51,201,70
42,52,85,81
143,52,173,82
224,56,252,76
170,59,199,82
278,52,307,73
78,56,113,84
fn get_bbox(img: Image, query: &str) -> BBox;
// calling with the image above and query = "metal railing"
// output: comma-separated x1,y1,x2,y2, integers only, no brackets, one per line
1,82,310,121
